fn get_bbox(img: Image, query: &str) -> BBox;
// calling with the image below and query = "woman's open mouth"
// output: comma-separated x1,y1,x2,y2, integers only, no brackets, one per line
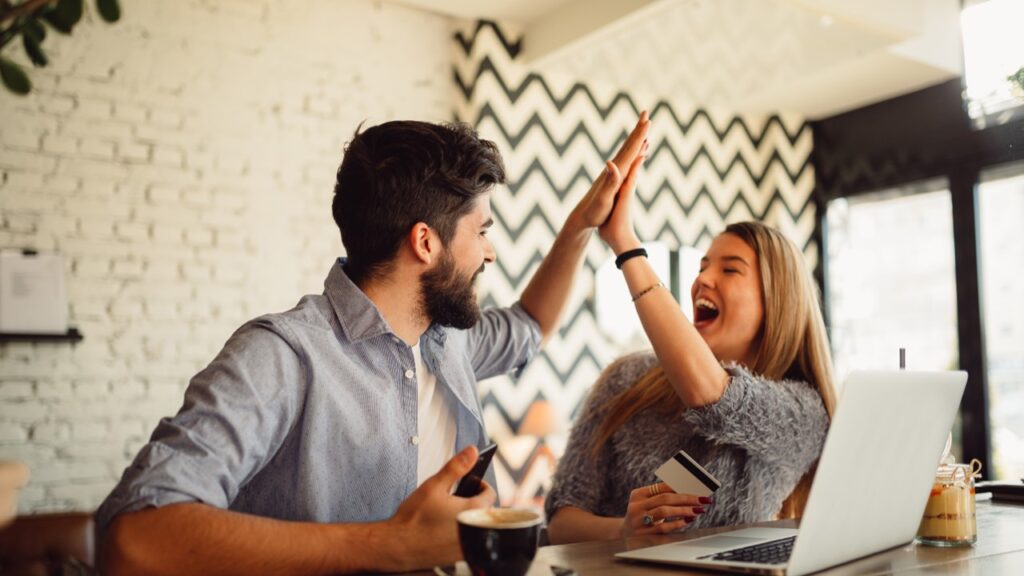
693,297,720,329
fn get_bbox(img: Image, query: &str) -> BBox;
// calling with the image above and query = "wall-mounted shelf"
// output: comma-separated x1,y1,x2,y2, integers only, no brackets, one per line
0,328,83,343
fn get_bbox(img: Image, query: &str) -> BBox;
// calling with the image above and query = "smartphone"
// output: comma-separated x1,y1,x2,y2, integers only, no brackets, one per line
454,443,497,497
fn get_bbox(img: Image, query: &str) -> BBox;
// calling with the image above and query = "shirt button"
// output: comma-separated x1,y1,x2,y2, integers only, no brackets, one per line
410,436,420,445
404,369,414,379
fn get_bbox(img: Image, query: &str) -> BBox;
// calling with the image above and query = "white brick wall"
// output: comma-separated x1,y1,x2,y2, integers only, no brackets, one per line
0,0,453,513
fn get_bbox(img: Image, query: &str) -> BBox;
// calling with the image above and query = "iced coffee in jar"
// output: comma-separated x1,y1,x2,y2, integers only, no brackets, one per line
916,459,982,547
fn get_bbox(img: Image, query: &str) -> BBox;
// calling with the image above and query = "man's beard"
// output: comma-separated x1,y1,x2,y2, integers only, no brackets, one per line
420,252,483,329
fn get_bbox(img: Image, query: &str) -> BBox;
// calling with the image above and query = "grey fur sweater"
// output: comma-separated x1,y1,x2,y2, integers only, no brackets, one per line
544,352,829,531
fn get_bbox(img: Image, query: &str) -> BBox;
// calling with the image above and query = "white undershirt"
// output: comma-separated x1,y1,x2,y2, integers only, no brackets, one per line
412,343,457,486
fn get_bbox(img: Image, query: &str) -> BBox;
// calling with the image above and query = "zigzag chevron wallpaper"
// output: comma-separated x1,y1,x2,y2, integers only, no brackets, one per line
453,20,818,505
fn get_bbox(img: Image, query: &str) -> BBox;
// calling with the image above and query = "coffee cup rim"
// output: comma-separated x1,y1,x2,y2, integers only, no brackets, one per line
457,507,543,530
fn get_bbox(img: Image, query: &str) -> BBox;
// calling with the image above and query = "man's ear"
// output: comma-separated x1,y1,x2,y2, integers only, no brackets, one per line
409,222,439,265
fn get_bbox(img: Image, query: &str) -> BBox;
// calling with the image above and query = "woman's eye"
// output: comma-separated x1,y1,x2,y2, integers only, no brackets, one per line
724,268,739,274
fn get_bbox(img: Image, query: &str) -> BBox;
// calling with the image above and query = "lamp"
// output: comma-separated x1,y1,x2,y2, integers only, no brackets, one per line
518,400,560,438
0,461,29,528
512,400,564,508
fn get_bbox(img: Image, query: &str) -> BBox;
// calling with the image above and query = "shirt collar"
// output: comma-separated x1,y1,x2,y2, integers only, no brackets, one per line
325,259,393,343
325,259,448,347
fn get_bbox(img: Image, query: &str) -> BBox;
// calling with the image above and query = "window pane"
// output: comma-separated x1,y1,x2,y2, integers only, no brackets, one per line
826,185,961,456
979,164,1024,480
961,0,1024,126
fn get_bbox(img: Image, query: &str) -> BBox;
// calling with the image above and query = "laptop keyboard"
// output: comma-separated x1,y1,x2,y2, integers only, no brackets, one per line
698,536,796,565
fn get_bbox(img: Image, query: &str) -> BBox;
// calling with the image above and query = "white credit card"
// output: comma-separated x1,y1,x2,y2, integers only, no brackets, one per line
655,449,721,497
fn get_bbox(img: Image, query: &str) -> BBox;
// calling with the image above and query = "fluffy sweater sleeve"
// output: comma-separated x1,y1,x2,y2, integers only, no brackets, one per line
681,363,829,474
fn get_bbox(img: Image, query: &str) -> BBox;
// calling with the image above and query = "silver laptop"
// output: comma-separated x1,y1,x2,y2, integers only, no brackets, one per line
616,370,967,576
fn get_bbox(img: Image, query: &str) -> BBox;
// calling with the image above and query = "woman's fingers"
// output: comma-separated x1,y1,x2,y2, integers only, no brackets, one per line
633,516,693,536
622,481,717,540
632,483,712,508
625,484,711,536
580,113,647,231
612,111,650,169
629,482,671,502
648,504,703,522
618,150,646,199
647,492,706,507
654,518,691,534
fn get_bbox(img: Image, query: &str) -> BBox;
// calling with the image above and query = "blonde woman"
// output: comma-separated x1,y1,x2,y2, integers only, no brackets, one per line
545,203,836,542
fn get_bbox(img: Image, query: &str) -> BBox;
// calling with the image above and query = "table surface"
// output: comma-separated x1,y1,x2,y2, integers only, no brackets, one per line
415,499,1024,575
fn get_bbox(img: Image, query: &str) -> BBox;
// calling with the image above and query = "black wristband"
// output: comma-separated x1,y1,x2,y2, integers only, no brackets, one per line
615,247,648,269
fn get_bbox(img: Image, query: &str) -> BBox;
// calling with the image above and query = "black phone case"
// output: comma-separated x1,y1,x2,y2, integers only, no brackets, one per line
454,444,497,497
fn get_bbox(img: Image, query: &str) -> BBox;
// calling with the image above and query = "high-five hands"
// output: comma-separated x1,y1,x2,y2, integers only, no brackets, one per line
571,111,650,232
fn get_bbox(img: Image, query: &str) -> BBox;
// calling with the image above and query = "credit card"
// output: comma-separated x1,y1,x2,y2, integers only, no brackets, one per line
655,449,721,497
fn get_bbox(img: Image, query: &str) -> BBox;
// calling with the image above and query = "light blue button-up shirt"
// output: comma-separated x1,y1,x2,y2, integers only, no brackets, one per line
96,260,541,537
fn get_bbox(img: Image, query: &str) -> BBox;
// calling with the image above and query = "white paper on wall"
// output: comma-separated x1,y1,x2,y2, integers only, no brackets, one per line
0,250,69,334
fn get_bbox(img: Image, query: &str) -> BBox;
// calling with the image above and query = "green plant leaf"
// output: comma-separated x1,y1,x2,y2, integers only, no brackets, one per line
56,0,84,27
25,18,48,42
0,56,32,95
43,0,84,34
96,0,121,23
23,31,49,67
1008,67,1024,92
43,10,74,34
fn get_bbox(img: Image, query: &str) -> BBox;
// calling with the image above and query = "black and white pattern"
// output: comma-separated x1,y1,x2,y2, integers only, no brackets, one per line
452,20,817,502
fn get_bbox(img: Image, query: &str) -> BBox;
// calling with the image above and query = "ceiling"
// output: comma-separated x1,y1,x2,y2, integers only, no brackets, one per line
391,0,963,119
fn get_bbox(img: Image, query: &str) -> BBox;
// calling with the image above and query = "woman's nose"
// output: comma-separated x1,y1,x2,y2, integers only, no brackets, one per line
696,268,713,285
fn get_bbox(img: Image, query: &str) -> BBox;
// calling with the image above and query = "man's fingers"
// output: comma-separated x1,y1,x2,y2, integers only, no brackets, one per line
467,480,497,509
604,160,622,191
612,113,650,166
618,153,645,199
433,445,478,487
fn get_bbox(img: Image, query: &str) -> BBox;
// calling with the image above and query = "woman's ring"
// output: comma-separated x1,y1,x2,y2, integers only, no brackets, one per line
642,514,654,526
648,484,660,497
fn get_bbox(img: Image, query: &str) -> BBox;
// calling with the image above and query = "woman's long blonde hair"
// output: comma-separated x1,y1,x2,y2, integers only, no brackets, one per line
591,221,837,519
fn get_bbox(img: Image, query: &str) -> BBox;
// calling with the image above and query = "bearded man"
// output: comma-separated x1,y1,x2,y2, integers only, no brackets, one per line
97,116,649,575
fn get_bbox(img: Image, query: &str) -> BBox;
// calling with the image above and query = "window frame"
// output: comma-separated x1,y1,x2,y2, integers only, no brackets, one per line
824,178,958,379
811,78,1024,479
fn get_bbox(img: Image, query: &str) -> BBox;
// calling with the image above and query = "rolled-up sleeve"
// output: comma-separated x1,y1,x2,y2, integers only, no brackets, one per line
681,364,829,472
95,319,305,537
465,302,541,380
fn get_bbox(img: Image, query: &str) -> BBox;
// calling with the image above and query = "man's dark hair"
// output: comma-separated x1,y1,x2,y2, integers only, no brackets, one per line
332,120,506,284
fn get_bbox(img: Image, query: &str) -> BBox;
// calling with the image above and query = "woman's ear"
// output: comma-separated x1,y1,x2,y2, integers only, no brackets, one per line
409,222,439,265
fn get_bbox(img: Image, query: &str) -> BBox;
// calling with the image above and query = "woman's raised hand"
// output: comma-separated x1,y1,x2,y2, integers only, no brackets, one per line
597,135,646,255
620,482,709,538
570,111,650,231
